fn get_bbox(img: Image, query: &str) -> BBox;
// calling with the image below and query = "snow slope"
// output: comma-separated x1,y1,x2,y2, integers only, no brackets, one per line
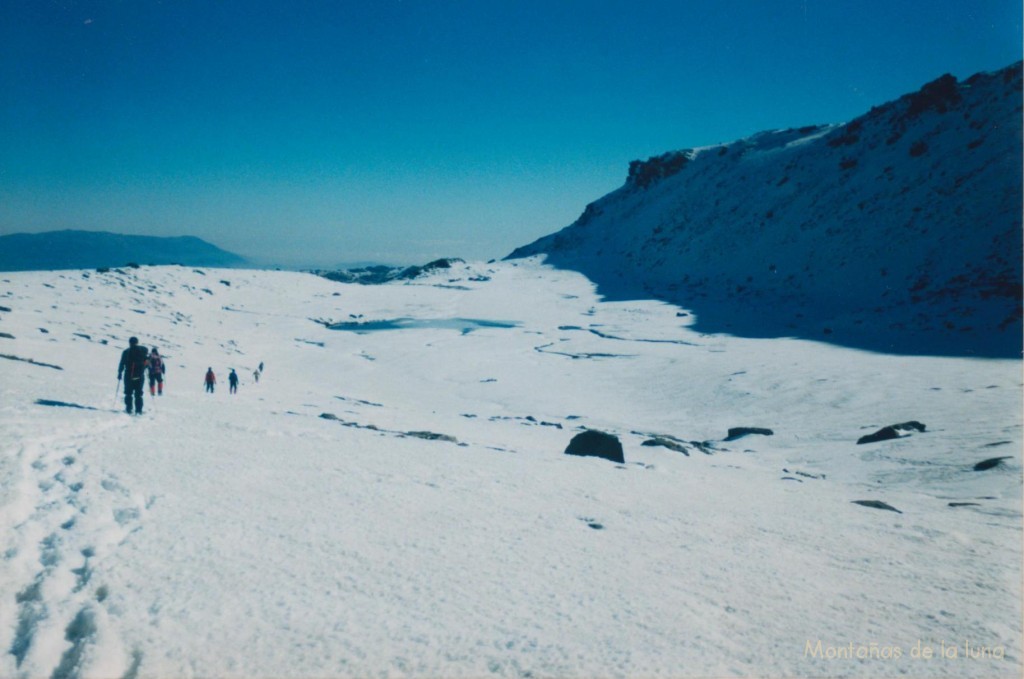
508,63,1023,358
0,261,1020,678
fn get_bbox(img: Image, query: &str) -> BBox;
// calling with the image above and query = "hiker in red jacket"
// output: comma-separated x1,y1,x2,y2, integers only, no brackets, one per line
205,367,216,393
118,337,149,415
148,348,166,396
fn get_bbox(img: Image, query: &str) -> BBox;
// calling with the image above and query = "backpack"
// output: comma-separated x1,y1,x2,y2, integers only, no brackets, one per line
123,346,149,380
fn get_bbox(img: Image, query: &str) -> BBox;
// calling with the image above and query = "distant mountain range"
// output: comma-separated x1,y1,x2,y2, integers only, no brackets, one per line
508,62,1023,358
0,230,246,271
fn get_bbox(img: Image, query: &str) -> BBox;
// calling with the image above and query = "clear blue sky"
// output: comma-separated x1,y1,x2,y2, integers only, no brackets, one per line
1,1,1020,266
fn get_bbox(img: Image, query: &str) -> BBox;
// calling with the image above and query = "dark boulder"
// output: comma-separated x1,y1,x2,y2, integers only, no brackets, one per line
856,421,926,445
857,427,900,444
725,427,774,441
565,430,625,464
973,456,1011,471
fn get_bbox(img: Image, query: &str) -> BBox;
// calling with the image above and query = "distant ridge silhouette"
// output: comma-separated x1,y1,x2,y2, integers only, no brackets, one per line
0,230,246,271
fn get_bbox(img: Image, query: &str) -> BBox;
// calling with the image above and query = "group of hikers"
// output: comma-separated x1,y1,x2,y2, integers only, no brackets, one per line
203,361,262,394
117,336,262,415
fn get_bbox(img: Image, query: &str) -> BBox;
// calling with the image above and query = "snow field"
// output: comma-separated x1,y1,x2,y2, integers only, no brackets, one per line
0,260,1020,678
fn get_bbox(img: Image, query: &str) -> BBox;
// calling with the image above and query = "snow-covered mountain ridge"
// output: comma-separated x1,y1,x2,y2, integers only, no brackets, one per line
508,62,1023,358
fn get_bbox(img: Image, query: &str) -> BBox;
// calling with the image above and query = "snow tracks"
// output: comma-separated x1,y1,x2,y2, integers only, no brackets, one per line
1,416,148,679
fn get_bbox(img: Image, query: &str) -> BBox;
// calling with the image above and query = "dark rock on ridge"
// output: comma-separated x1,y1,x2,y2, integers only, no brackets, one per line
725,427,774,441
857,421,926,445
641,437,691,456
405,431,458,443
851,500,902,513
565,430,625,464
640,435,717,456
973,456,1011,471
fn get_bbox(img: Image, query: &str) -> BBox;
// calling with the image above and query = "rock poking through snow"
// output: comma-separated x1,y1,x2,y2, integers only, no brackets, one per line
725,427,774,441
856,421,926,445
973,456,1011,472
565,430,625,464
851,500,903,514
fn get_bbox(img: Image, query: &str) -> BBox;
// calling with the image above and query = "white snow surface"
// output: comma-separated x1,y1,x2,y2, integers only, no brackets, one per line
0,261,1020,678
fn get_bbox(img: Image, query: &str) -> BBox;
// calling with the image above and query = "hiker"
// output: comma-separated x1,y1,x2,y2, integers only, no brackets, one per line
118,337,149,415
229,368,239,394
205,367,216,393
148,348,166,396
259,361,264,374
253,369,260,383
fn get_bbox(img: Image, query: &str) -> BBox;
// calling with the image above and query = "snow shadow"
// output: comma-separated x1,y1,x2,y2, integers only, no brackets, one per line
35,399,101,410
535,264,1021,359
328,317,519,334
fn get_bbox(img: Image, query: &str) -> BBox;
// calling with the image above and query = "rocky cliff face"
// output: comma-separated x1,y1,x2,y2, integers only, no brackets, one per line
508,63,1023,357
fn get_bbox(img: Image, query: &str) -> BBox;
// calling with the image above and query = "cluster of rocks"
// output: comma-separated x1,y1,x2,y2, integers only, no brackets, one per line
319,412,460,445
564,425,773,463
562,419,1012,519
317,258,465,285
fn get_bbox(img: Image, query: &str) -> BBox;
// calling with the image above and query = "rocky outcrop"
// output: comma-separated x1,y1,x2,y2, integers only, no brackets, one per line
319,258,466,285
507,63,1023,358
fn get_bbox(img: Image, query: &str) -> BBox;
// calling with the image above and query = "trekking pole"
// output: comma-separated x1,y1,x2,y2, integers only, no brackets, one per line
114,377,121,407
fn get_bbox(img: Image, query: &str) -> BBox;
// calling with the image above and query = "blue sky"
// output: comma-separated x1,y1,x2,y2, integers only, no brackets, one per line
1,1,1020,266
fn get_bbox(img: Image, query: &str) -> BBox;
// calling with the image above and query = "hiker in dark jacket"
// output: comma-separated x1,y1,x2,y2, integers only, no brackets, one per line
229,368,239,394
118,337,149,415
148,348,166,396
205,368,216,393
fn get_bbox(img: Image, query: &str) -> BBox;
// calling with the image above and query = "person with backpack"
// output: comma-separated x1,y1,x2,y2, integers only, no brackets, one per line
228,368,239,394
118,337,149,415
205,367,216,393
148,348,166,396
